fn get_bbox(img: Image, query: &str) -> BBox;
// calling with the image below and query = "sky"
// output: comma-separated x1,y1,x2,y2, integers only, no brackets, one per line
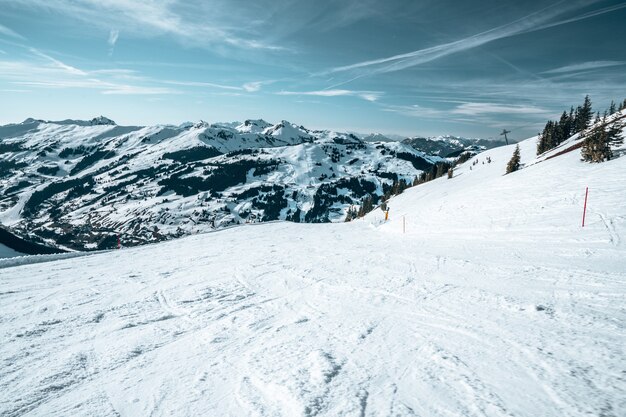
0,0,625,139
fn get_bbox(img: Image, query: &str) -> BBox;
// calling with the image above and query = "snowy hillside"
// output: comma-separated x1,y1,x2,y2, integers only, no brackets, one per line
1,121,624,416
0,118,449,251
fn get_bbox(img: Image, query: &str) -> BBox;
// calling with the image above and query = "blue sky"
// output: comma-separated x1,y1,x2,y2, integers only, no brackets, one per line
0,0,625,139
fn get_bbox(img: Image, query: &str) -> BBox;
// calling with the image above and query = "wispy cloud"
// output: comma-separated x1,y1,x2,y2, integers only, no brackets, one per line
531,1,626,32
243,81,269,92
0,50,179,95
326,0,615,77
0,23,25,40
451,102,551,116
277,89,382,102
543,60,625,74
108,29,119,56
164,79,271,93
381,104,445,118
381,101,552,124
163,80,242,91
9,0,284,51
29,48,87,76
101,85,176,95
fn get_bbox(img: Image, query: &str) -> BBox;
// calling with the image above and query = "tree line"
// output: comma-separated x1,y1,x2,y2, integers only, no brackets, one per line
537,96,625,157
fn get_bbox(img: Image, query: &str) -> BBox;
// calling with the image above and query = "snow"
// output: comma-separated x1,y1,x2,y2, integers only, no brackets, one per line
1,133,625,416
0,243,23,259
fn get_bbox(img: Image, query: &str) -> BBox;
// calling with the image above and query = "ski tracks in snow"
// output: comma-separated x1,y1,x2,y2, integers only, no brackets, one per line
1,222,625,416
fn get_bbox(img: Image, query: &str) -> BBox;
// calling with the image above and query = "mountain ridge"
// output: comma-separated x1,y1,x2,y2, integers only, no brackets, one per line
0,117,488,251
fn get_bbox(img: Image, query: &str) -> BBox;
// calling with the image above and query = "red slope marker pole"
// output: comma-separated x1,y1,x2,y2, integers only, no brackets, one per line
582,187,589,227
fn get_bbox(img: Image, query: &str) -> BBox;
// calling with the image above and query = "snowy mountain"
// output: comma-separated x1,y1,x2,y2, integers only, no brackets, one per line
1,114,624,416
0,117,448,251
403,135,506,157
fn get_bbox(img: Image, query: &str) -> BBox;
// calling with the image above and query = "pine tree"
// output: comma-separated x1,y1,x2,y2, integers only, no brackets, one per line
435,163,446,178
506,144,521,174
556,111,570,145
537,131,546,155
357,195,374,217
581,128,611,162
581,121,623,162
609,100,617,115
344,206,357,222
607,121,625,147
575,95,593,132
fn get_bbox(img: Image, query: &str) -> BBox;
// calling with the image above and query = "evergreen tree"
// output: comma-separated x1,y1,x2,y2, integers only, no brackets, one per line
344,206,357,222
581,128,612,162
609,100,617,115
575,95,593,132
435,162,446,178
606,120,625,148
357,195,374,217
506,144,521,174
557,111,570,144
537,131,545,155
581,121,623,163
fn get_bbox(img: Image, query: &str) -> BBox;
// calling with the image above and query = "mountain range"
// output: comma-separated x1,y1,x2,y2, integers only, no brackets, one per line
0,117,501,251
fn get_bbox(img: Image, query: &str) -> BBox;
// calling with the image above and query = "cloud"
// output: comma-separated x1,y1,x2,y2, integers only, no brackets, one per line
243,81,265,92
101,85,176,95
543,61,625,74
326,0,618,78
8,0,284,51
108,29,119,46
108,29,119,56
380,104,445,119
164,79,271,93
29,48,87,75
277,89,382,101
1,48,270,97
0,23,25,40
0,50,179,95
531,2,626,32
451,103,550,116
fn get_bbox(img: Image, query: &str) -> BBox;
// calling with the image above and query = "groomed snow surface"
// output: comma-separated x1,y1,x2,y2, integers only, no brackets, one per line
1,135,625,417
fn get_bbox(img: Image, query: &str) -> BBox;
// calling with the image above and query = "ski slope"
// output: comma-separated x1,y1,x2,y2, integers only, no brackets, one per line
1,134,625,416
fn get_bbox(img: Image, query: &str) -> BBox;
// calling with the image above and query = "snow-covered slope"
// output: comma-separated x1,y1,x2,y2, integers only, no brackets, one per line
0,118,445,250
1,122,624,416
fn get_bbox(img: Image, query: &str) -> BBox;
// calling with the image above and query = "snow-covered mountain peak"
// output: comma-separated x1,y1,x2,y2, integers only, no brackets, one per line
263,120,312,141
236,119,272,133
89,116,116,126
192,120,211,129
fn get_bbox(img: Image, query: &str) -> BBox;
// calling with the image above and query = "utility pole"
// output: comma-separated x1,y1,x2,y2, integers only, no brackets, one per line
500,129,511,145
